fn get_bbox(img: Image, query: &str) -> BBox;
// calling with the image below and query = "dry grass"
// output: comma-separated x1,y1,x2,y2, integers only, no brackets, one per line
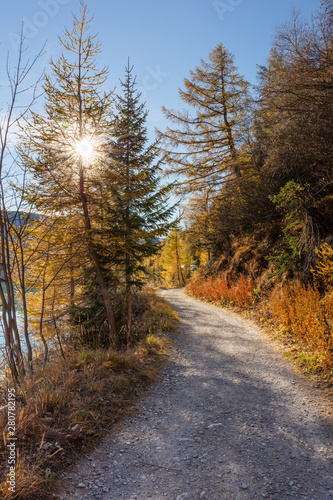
131,291,179,338
0,293,178,500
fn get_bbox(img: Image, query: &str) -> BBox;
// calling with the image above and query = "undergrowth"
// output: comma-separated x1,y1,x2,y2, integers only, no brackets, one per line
267,282,333,380
186,274,333,385
0,292,178,500
186,273,255,308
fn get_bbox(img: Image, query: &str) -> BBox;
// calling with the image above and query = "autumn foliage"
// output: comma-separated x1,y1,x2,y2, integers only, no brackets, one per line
187,271,333,379
269,282,333,373
186,273,255,308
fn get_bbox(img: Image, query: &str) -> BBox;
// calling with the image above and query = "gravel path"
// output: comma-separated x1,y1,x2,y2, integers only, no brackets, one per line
57,289,333,500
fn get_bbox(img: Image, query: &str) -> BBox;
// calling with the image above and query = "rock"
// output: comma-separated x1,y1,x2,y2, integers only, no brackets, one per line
77,483,85,488
207,423,223,429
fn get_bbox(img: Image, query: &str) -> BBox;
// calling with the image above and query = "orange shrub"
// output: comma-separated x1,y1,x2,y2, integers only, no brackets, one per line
269,281,333,370
188,275,333,378
186,274,255,308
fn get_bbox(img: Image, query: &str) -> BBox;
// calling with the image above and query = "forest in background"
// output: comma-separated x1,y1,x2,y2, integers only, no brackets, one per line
157,0,333,383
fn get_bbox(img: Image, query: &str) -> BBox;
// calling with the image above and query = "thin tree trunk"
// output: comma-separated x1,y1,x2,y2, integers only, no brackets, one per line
220,68,241,179
125,131,132,344
39,287,49,367
18,237,33,375
0,212,25,380
51,287,66,360
125,265,132,344
39,249,50,367
175,232,185,286
70,242,75,305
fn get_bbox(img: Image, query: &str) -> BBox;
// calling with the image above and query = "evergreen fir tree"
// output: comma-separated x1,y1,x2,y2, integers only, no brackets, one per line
105,61,176,342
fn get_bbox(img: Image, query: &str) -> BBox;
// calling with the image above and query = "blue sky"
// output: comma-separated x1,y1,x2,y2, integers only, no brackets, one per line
0,0,320,138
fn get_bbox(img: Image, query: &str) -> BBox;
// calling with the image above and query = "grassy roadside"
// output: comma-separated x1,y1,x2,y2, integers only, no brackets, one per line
186,276,333,390
0,292,178,500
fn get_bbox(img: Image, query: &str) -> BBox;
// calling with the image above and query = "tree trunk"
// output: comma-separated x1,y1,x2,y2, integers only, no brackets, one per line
79,166,117,347
0,211,25,381
175,232,185,286
220,69,241,179
18,237,33,375
125,131,132,344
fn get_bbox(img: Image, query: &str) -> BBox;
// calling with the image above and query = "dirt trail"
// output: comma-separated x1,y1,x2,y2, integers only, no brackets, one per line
57,289,333,500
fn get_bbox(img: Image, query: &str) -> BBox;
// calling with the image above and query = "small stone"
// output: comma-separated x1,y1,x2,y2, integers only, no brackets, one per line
240,484,249,490
200,492,207,498
208,423,223,429
77,483,85,488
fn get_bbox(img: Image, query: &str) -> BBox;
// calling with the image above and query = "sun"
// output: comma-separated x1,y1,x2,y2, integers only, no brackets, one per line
75,138,95,164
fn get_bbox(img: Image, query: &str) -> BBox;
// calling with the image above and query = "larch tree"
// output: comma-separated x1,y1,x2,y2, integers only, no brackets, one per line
157,43,251,194
19,3,118,346
104,62,176,342
184,189,214,263
161,227,189,287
